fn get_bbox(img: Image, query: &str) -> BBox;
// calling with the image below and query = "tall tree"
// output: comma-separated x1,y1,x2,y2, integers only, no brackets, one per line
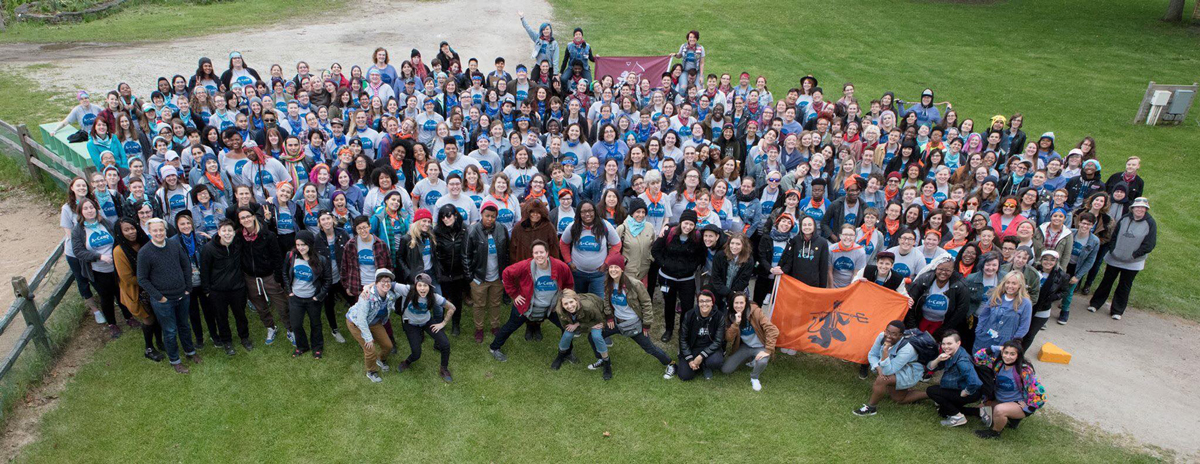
1163,0,1185,22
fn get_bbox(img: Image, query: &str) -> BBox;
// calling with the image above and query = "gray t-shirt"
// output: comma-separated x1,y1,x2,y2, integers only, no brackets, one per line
291,258,316,299
401,285,447,326
561,221,619,273
739,322,764,349
830,245,867,288
66,104,103,133
83,222,116,273
357,238,377,286
61,204,79,258
420,237,433,272
531,261,557,308
922,281,949,322
886,246,926,280
610,284,637,322
485,233,500,281
326,234,341,284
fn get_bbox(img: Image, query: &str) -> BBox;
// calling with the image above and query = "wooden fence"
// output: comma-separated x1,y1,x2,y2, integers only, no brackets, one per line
0,118,88,187
0,118,86,423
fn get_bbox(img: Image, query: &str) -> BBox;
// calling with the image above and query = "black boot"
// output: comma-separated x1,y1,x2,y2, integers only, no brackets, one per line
532,323,544,341
660,330,673,343
524,325,534,341
602,358,613,380
551,350,569,370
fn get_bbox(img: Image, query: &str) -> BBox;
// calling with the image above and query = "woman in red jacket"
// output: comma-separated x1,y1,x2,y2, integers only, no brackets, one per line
488,240,574,362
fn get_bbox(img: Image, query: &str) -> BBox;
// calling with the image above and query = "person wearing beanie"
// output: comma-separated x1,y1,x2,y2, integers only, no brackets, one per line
560,25,595,87
465,202,510,343
282,230,332,358
651,208,705,342
677,290,725,381
616,197,656,284
1089,197,1155,320
755,212,797,304
397,208,439,284
551,289,610,378
1065,158,1104,209
392,272,457,382
593,253,677,378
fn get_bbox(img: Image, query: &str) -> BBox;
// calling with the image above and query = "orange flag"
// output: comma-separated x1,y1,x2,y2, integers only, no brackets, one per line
769,275,909,364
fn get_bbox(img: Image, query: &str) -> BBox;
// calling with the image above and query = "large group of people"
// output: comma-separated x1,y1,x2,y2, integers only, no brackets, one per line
50,16,1157,439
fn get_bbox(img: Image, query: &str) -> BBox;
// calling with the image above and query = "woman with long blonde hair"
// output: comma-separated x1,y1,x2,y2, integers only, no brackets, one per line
972,270,1033,352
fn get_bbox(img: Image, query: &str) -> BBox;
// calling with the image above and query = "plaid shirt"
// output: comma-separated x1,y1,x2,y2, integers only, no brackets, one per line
340,236,392,298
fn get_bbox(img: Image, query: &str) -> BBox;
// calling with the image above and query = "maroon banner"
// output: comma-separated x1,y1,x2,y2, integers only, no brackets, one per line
594,55,672,83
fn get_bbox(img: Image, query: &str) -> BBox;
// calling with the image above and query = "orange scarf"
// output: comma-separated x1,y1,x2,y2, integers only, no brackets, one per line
884,218,901,235
205,171,225,191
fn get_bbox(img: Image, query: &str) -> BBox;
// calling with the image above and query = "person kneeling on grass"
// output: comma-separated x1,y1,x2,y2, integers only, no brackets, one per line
966,341,1046,439
395,273,457,383
922,330,983,427
552,289,611,379
677,290,726,381
854,321,925,416
597,254,677,380
721,292,778,391
346,269,401,383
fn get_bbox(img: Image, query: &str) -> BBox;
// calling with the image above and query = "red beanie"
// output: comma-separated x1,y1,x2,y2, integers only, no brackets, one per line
414,208,433,222
605,253,626,270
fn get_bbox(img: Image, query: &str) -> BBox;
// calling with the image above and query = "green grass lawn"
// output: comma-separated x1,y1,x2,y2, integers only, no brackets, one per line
17,320,1153,463
0,0,342,43
555,0,1200,319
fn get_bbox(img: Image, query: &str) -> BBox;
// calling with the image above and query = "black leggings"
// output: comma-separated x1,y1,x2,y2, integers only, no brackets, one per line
323,281,346,331
661,277,696,336
441,278,468,328
187,291,217,345
208,287,249,344
402,321,451,368
91,271,120,325
142,319,164,351
753,275,774,306
927,385,983,417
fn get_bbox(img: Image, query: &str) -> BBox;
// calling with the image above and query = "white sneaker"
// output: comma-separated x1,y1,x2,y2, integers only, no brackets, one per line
780,348,797,355
376,359,390,372
93,311,107,324
287,331,296,346
332,330,346,344
751,378,762,391
663,363,676,379
1112,314,1121,320
265,327,277,345
1087,306,1097,313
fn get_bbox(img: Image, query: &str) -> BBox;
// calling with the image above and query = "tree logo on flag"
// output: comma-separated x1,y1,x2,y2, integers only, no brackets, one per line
806,300,869,348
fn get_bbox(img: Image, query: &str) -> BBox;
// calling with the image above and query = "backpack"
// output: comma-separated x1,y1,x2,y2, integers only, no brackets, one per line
974,364,997,400
896,329,939,365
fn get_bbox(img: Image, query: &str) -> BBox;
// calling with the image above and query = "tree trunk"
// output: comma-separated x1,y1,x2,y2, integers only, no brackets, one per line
1163,0,1185,22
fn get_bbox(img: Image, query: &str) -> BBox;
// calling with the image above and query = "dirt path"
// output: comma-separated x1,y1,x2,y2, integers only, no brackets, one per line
1034,295,1200,460
0,187,68,361
0,0,553,98
0,0,1196,460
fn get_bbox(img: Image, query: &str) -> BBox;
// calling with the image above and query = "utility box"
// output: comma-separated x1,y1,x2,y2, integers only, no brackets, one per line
1164,90,1195,123
1134,82,1199,126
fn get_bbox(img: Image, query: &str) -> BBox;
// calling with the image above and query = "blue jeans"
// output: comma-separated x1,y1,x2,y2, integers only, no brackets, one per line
151,295,195,364
559,327,606,354
573,270,605,297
